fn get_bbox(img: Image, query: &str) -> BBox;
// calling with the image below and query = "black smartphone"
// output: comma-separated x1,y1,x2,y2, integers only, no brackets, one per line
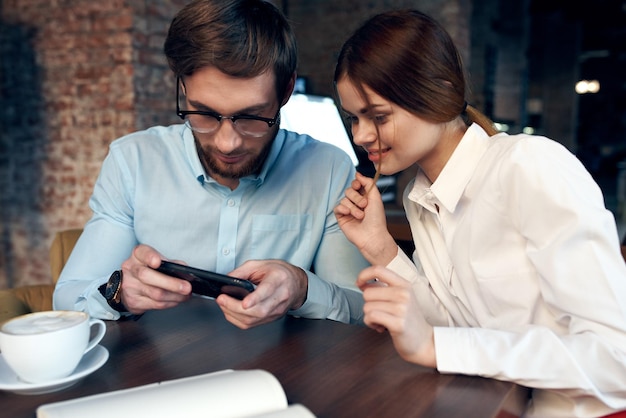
155,260,255,300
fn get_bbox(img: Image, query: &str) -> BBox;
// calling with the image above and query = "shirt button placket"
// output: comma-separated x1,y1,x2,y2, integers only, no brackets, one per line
216,196,240,272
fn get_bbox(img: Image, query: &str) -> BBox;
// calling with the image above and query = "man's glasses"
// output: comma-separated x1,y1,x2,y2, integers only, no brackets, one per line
176,78,280,138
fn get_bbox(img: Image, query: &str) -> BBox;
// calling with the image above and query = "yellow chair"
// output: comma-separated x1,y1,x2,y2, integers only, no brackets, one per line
0,229,82,323
49,228,83,283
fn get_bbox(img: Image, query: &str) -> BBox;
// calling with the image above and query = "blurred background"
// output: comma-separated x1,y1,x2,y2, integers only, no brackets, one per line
1,0,625,289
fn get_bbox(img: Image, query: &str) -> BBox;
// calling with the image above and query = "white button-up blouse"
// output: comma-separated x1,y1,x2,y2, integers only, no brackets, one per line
387,123,626,418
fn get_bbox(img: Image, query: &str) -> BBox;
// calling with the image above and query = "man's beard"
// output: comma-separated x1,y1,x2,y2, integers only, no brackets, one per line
194,135,274,181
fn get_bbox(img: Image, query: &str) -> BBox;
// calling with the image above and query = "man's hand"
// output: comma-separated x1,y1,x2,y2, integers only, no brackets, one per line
118,244,192,315
215,259,308,329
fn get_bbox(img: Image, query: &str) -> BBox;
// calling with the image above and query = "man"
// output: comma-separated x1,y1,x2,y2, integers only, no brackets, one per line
53,0,369,329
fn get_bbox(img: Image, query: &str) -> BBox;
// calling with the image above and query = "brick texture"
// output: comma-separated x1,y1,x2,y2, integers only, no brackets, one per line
0,0,183,288
287,0,471,98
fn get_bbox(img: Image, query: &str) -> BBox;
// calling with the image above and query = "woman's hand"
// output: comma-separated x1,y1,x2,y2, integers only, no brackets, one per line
357,265,437,368
334,172,398,265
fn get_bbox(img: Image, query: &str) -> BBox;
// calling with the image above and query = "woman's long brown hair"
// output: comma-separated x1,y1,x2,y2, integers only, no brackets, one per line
334,9,498,185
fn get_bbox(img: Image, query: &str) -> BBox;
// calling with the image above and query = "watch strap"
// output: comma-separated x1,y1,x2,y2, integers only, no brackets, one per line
98,270,128,313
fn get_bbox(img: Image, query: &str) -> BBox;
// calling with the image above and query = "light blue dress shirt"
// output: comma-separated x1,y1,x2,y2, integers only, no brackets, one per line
53,124,369,323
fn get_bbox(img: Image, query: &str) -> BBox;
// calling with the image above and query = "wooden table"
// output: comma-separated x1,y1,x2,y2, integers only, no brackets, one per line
2,297,529,418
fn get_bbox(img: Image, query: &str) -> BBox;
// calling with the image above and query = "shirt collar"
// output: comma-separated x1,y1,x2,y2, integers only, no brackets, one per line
183,127,287,188
408,123,492,213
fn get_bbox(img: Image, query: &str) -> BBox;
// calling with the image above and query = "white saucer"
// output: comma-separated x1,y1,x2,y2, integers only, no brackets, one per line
0,345,109,395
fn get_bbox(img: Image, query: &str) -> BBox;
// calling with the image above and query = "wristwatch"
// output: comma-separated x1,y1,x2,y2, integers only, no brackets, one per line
98,270,127,313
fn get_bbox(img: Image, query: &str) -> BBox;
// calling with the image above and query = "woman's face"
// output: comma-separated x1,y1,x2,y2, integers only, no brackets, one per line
336,77,450,179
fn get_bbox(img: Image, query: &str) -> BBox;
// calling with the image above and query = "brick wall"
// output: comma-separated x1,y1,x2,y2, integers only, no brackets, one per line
131,1,187,129
286,0,471,98
0,0,469,290
0,0,183,288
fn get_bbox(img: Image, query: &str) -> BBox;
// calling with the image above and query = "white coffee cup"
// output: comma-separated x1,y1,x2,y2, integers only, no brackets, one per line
0,310,106,384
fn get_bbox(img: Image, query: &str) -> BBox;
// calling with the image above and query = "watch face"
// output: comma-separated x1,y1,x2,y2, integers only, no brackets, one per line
105,271,122,300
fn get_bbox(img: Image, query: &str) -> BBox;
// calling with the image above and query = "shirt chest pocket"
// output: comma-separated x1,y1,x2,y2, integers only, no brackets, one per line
250,214,312,261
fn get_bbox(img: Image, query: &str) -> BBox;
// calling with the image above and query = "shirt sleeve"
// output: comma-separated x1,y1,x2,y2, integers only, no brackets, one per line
290,229,369,324
386,249,452,327
290,159,371,323
53,148,138,320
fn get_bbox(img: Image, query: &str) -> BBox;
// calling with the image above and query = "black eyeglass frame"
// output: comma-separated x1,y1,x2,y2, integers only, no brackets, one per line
175,77,280,132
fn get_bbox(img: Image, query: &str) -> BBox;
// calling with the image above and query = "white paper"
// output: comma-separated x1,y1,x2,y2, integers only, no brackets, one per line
252,404,316,418
37,369,315,418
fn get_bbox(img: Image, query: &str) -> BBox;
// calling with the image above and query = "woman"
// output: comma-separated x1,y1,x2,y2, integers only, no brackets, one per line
333,9,626,418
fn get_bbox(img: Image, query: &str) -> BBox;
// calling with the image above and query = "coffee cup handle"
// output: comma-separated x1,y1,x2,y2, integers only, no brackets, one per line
85,318,106,354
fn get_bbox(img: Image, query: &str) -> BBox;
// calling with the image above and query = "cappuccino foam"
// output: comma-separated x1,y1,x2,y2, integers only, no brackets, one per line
2,311,85,335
